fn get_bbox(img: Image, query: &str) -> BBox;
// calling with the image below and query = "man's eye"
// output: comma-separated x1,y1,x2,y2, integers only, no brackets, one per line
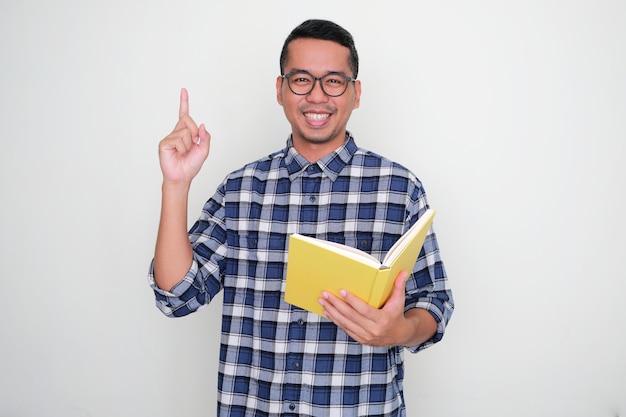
325,77,345,85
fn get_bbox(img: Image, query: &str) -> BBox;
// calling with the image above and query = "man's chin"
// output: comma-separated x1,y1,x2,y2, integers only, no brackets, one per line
302,135,334,144
300,129,343,145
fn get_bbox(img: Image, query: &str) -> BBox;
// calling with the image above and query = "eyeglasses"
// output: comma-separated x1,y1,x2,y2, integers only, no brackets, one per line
281,70,356,97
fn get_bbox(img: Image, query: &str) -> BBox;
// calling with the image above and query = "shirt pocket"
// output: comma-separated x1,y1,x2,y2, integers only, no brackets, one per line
224,233,287,293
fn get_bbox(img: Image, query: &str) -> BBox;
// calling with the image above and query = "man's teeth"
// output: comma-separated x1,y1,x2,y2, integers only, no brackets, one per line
305,113,329,120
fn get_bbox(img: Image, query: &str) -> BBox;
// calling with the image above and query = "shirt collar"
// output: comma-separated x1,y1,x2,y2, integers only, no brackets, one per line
283,132,358,182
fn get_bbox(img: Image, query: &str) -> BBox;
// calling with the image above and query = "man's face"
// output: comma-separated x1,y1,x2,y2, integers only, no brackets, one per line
276,38,361,157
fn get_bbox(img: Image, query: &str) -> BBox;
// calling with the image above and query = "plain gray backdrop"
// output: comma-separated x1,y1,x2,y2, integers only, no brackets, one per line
1,1,624,416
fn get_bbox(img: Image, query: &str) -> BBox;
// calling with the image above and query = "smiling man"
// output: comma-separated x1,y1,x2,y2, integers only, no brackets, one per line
149,19,454,417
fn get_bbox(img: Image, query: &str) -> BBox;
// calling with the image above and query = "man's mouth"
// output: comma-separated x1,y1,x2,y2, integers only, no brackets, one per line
304,113,330,121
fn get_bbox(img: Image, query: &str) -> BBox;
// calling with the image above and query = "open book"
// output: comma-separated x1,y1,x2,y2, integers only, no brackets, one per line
284,209,436,316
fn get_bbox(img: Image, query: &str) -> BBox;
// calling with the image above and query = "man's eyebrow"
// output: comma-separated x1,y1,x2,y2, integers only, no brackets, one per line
288,68,349,76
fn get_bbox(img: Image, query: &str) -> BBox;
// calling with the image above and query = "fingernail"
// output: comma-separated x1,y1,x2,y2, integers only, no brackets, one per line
194,136,201,145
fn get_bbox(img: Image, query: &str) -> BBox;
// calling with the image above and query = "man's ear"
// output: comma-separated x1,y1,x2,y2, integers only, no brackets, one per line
353,79,362,109
276,76,284,106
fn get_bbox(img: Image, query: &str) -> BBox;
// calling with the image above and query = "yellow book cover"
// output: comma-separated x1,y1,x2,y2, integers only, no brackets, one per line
284,209,436,316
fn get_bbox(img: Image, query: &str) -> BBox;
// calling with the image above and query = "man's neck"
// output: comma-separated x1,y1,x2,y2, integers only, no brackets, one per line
292,133,347,162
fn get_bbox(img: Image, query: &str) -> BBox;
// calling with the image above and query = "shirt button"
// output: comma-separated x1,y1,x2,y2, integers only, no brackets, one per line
297,319,304,325
289,403,296,411
293,362,300,369
309,196,316,202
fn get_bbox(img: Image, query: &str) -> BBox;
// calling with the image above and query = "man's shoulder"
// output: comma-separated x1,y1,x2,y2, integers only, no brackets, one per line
224,148,286,181
351,147,417,178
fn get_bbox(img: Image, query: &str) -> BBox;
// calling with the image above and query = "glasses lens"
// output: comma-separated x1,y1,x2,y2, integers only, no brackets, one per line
287,72,314,95
321,74,348,97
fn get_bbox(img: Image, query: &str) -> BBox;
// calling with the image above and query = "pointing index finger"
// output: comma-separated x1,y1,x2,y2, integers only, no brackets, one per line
179,87,189,118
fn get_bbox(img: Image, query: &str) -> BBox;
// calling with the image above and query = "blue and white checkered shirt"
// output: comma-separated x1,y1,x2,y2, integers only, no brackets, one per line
149,133,454,417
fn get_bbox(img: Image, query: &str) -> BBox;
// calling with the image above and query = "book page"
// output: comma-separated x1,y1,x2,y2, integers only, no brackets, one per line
382,209,435,266
291,234,382,269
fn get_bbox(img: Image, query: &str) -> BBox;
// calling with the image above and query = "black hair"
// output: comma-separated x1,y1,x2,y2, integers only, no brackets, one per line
279,19,359,78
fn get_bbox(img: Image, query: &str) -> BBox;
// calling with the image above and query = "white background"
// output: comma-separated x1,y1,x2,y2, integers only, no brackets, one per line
1,1,624,416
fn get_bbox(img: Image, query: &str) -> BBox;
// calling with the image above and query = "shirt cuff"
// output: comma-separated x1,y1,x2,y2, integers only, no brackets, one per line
404,302,449,353
147,258,198,298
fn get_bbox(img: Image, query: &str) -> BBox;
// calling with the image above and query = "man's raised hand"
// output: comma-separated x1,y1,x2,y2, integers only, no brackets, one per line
158,88,211,185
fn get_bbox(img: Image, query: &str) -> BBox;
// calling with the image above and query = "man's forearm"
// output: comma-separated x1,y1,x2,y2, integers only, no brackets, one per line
402,308,438,347
153,182,194,291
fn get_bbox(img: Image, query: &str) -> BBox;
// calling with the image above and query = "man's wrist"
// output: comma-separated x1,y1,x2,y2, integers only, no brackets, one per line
162,180,192,196
401,308,437,347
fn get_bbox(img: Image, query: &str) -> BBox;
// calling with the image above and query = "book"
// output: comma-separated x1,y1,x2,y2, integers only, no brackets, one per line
284,209,436,317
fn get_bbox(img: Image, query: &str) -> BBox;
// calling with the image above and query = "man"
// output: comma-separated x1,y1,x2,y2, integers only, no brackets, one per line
150,19,454,417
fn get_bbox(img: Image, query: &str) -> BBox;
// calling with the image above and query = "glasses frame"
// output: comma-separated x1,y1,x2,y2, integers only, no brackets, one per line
281,70,357,97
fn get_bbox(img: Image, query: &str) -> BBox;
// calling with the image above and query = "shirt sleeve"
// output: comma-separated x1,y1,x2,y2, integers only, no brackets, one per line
403,180,455,353
147,184,228,318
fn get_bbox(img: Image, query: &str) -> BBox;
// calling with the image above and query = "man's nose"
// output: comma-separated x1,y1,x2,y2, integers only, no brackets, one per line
307,78,328,102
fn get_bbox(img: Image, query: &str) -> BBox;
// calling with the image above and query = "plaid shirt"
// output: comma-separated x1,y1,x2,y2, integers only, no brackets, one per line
149,133,454,417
